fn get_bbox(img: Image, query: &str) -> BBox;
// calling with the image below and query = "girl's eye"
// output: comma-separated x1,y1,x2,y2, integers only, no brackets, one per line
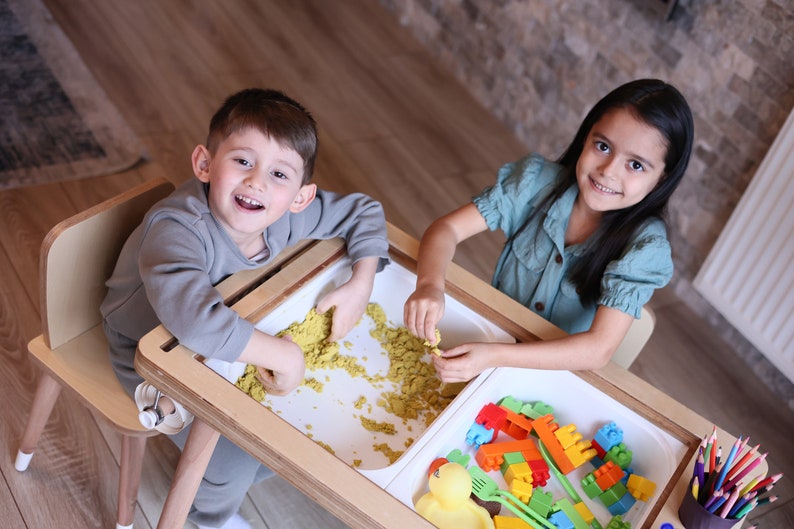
595,141,610,153
629,160,645,172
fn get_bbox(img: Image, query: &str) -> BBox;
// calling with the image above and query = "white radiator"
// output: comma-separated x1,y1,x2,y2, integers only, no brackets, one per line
693,108,794,383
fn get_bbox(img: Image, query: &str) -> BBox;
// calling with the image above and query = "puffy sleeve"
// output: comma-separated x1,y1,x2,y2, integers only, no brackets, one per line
473,153,562,239
598,219,674,319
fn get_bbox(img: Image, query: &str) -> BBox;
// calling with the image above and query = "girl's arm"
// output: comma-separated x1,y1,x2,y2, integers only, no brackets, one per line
432,305,635,381
317,256,380,342
404,203,489,341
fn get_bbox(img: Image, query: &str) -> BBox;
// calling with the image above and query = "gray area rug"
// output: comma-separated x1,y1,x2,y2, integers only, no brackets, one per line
0,0,145,190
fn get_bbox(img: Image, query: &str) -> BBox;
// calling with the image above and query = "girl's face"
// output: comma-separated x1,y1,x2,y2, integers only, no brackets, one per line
192,127,316,251
575,107,668,215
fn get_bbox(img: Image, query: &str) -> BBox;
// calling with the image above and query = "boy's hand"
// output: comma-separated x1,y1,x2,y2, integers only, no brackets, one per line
316,278,370,342
317,257,378,342
404,284,445,341
243,334,305,396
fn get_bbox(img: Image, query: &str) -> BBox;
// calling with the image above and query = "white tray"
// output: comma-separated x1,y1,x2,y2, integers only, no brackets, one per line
207,256,515,487
384,367,689,529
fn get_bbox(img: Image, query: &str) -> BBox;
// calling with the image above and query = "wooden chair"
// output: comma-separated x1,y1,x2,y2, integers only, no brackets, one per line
611,305,656,369
15,178,175,529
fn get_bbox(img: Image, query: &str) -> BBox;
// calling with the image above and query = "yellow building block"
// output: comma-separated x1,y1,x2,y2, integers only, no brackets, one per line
504,461,533,486
494,515,534,528
573,501,595,523
509,477,534,503
627,473,657,502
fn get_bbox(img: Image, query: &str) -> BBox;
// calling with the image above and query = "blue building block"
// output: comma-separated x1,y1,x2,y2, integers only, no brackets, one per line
465,422,494,448
606,491,637,516
594,422,623,452
548,509,574,529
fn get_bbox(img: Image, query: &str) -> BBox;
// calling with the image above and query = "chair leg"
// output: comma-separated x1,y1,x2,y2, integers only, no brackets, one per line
16,372,62,471
116,434,148,529
156,419,220,529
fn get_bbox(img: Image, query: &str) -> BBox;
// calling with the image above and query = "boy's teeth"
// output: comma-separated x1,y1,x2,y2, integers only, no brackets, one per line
236,195,262,206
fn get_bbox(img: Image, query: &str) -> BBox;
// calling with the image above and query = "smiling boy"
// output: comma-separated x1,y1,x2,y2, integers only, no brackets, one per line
101,88,389,529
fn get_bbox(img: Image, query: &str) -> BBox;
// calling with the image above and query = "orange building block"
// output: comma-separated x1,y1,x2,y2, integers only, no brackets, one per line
476,438,543,472
594,461,625,491
499,406,534,439
531,414,575,474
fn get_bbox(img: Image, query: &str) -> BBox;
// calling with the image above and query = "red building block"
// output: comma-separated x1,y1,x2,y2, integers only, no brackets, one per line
476,402,508,432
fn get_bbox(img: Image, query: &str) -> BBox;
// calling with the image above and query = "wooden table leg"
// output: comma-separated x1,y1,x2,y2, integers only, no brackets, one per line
156,419,220,529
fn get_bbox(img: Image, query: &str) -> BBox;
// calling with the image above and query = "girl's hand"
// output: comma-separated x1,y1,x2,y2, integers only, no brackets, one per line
252,334,306,396
431,342,494,382
404,284,445,341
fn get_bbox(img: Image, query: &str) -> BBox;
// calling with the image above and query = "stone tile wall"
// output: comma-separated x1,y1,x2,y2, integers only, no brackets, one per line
376,0,794,401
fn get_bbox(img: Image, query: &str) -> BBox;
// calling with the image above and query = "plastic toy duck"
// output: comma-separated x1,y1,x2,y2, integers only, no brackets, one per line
415,462,495,529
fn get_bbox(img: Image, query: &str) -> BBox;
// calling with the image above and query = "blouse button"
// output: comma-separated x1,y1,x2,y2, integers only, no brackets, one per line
534,301,545,311
555,254,563,264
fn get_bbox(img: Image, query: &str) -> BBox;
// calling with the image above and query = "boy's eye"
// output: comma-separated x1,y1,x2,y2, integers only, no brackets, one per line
235,158,252,168
272,170,287,180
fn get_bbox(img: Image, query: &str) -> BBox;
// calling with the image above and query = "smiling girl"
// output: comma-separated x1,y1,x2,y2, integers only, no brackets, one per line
404,79,694,379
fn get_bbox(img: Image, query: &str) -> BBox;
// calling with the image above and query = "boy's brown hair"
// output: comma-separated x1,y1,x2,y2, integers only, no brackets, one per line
207,88,318,184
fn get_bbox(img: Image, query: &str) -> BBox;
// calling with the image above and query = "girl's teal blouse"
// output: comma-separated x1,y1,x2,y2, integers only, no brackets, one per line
473,153,673,334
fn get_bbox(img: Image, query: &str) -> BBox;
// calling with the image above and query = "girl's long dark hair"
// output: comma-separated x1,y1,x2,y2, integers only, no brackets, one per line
544,79,694,304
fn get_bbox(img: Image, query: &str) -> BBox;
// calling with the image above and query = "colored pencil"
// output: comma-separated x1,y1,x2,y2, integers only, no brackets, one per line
756,494,778,506
722,452,767,491
714,437,741,491
726,442,759,481
727,491,755,518
731,498,757,519
748,472,782,493
718,485,742,518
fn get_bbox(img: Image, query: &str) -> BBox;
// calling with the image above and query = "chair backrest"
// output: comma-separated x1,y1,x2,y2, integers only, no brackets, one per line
40,178,174,349
610,305,656,369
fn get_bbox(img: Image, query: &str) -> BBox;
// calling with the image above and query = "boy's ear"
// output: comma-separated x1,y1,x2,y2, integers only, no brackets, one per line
289,184,317,213
192,145,212,182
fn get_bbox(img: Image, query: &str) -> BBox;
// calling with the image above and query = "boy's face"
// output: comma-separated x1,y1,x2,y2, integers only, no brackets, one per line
192,128,316,249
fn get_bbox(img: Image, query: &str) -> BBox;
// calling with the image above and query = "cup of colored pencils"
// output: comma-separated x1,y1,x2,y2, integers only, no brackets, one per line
678,426,781,529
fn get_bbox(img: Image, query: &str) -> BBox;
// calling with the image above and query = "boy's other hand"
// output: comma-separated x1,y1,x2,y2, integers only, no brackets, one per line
251,334,305,396
316,279,370,342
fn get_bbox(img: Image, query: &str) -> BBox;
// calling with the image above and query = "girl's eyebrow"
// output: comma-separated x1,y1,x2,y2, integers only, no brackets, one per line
592,132,657,170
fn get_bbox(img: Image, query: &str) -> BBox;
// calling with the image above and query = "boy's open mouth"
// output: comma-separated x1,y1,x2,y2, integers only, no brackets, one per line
235,194,264,210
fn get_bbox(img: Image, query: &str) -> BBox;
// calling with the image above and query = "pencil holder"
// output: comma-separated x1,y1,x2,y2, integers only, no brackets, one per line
678,480,741,529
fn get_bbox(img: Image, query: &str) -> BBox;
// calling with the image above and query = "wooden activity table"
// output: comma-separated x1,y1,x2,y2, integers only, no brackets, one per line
136,223,756,529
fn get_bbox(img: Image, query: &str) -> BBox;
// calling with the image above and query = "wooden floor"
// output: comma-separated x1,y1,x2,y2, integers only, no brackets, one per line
1,1,791,528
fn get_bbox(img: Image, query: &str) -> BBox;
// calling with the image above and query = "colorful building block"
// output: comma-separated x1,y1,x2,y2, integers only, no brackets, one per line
604,515,630,529
531,414,576,474
476,438,542,472
548,509,574,529
528,488,554,518
466,421,496,448
572,501,595,524
626,473,656,502
594,461,625,491
477,402,508,432
604,443,632,470
504,461,533,485
509,477,534,503
594,422,623,452
500,451,526,473
606,491,636,515
500,406,534,440
554,424,584,449
519,400,554,420
563,440,597,468
581,473,603,498
527,458,551,487
598,481,629,507
554,498,589,529
498,395,524,413
494,515,534,529
445,448,470,468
